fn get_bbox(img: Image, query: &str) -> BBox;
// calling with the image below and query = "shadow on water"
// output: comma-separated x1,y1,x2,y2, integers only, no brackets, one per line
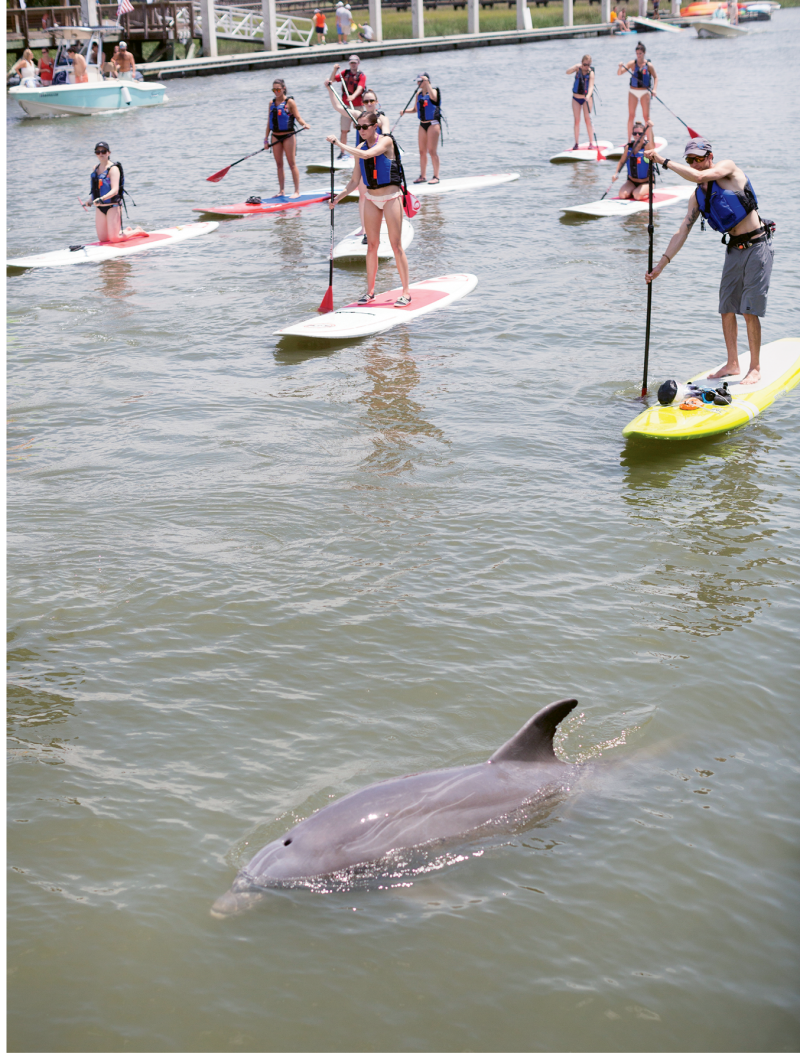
620,426,784,636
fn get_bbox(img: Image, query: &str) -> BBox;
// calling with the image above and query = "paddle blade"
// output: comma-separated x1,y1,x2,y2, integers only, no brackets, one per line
206,166,231,183
318,287,334,314
596,144,605,162
687,126,700,139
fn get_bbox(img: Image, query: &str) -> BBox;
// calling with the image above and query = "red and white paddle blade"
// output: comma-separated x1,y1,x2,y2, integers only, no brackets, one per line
206,167,231,183
317,288,334,315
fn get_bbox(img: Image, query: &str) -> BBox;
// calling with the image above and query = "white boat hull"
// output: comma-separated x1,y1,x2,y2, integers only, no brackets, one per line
9,80,167,117
694,18,749,34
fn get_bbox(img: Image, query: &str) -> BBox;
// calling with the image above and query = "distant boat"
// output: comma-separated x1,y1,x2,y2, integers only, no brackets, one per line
8,28,166,117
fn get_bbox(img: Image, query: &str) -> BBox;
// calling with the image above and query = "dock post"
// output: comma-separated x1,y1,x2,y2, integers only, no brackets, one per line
468,0,479,32
515,0,527,29
671,0,680,12
638,0,646,14
80,0,98,25
199,0,218,56
563,0,573,26
601,0,611,20
261,0,278,49
368,0,383,41
411,0,424,38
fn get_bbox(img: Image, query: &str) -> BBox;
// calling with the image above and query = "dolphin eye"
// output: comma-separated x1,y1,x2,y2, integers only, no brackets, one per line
283,838,293,846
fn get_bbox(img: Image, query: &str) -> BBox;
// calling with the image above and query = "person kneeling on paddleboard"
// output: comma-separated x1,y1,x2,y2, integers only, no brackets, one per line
83,142,143,244
327,112,412,307
645,136,774,386
610,120,653,200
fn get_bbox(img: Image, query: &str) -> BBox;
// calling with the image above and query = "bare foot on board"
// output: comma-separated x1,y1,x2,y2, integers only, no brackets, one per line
739,367,761,386
707,364,740,380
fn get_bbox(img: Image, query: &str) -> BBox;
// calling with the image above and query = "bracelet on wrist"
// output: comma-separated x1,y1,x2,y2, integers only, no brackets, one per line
661,253,671,264
662,158,670,170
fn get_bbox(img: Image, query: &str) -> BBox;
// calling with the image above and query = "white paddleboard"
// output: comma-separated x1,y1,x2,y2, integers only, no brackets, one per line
550,140,614,164
628,14,684,30
7,222,219,269
306,157,354,173
332,218,414,261
604,136,668,161
409,173,520,197
275,273,477,340
562,182,695,218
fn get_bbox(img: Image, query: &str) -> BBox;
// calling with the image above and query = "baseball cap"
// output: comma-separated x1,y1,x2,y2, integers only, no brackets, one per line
94,140,110,152
348,54,359,62
684,135,712,157
119,41,127,48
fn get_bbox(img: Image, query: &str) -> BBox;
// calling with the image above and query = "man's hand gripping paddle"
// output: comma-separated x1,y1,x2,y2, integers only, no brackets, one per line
318,141,336,314
206,129,302,182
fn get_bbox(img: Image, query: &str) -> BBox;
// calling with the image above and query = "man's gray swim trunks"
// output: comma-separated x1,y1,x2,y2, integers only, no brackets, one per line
718,238,774,317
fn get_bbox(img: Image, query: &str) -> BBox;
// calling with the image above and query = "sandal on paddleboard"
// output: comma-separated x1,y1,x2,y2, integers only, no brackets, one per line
358,292,376,304
394,294,412,307
427,177,440,184
413,175,427,184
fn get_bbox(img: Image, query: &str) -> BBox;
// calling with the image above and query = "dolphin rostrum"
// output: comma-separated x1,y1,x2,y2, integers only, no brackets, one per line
212,698,578,916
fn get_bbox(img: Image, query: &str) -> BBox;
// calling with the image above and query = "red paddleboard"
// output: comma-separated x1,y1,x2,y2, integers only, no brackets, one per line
193,190,339,217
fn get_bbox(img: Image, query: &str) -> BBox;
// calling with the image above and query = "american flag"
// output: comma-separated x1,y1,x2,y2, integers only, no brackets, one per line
117,0,134,18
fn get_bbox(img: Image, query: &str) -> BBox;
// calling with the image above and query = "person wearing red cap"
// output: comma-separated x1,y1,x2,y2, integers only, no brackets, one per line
645,137,773,386
329,57,366,156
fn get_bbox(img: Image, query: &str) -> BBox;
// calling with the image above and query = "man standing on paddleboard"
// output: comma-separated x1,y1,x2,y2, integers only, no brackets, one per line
329,58,366,156
645,137,774,386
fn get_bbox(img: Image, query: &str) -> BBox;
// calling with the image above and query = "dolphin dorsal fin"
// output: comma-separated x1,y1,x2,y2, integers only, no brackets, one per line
488,699,578,764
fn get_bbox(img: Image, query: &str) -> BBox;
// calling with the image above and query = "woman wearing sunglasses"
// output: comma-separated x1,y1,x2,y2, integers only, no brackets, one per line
326,112,412,307
266,79,311,198
83,141,143,243
608,119,653,200
565,54,596,152
326,85,390,239
645,137,772,388
617,43,658,144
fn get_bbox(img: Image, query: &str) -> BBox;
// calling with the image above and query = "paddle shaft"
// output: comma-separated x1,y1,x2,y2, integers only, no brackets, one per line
329,142,335,289
390,85,420,134
207,129,302,182
641,159,655,398
649,90,699,138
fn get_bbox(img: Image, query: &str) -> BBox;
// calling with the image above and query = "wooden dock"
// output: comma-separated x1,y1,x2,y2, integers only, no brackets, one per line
137,22,612,79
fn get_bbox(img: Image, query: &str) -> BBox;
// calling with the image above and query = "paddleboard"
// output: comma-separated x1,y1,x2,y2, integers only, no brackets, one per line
408,173,520,196
604,136,668,161
332,218,414,261
623,338,800,440
275,273,477,340
192,188,355,217
550,140,614,164
306,157,354,173
562,182,694,218
7,222,219,270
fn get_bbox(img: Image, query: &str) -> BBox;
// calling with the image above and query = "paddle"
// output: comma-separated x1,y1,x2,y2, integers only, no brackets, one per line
206,129,302,182
649,91,700,138
600,177,616,201
390,84,420,135
641,157,655,398
78,196,89,212
318,142,335,314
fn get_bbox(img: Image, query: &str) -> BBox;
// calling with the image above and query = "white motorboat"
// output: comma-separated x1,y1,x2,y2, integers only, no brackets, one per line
694,7,750,33
8,28,166,117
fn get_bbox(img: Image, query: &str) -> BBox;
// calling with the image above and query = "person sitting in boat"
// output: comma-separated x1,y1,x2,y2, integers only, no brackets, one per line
68,45,88,83
565,55,597,153
645,136,773,386
39,47,54,85
618,42,657,143
266,79,311,197
326,113,412,307
83,141,145,244
609,120,653,200
115,41,136,80
9,49,38,86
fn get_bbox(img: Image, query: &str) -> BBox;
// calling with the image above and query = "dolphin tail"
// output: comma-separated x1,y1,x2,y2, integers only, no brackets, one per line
487,699,578,765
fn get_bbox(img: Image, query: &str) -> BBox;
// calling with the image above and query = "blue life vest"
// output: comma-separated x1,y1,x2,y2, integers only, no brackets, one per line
269,97,295,133
416,90,440,122
696,177,758,234
626,145,649,181
90,160,124,205
572,67,592,95
629,61,651,89
359,132,403,189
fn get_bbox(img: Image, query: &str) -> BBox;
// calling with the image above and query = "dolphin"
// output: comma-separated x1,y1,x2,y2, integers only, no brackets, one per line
212,698,579,917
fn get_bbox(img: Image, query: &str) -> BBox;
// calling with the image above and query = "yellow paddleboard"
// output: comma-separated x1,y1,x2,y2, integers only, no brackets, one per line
623,337,800,441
